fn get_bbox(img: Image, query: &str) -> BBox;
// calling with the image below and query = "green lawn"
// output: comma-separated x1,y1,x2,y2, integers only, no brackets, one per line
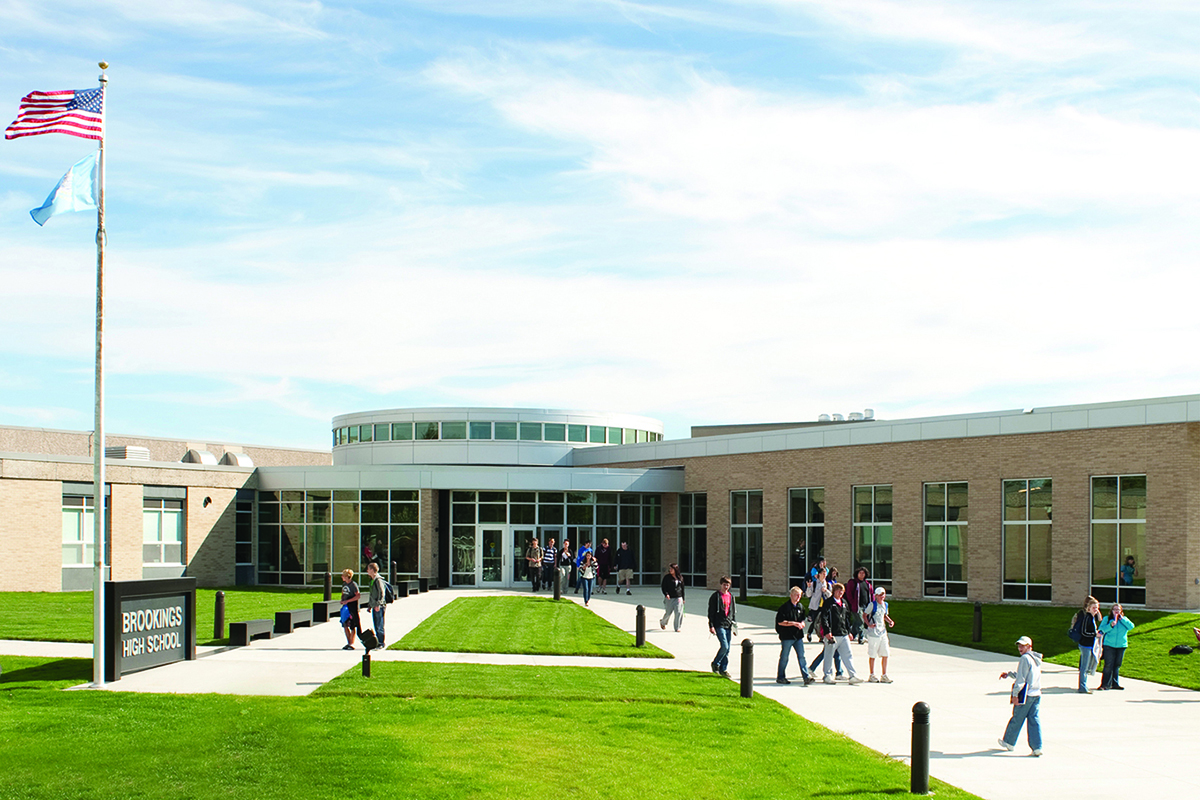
0,655,980,800
395,595,672,657
740,594,1200,689
0,588,329,646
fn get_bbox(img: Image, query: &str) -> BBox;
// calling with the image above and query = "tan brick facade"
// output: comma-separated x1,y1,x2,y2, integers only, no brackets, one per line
588,422,1200,610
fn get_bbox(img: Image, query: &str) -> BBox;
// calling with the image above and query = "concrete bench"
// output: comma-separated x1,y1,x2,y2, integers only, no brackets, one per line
312,599,342,623
419,578,431,593
229,618,273,646
396,580,420,598
274,608,313,635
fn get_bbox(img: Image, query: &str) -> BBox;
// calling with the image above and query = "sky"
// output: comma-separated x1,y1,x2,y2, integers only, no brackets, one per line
2,1,1199,450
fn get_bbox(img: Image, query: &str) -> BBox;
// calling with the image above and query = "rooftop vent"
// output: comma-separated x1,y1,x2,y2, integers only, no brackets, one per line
105,445,150,461
817,414,831,422
182,449,218,465
220,452,254,467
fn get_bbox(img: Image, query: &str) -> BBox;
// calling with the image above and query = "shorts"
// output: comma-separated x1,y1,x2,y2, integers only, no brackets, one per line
617,569,634,583
867,633,890,658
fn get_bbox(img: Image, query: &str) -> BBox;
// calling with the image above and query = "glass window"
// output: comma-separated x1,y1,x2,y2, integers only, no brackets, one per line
730,490,764,590
544,423,566,442
624,428,636,445
788,488,825,585
589,426,606,443
143,498,184,565
469,421,492,439
347,426,359,444
1002,479,1052,602
416,422,439,440
359,425,373,443
608,427,622,444
853,485,892,591
679,493,707,587
373,423,390,442
441,421,467,440
568,424,587,443
1092,475,1146,605
392,422,413,441
494,422,517,440
519,422,542,441
924,482,968,598
637,429,648,443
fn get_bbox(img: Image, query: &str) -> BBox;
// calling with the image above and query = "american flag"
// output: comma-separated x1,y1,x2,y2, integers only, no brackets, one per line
5,88,104,141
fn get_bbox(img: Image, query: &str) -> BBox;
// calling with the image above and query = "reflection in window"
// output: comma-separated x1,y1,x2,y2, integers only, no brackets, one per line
853,485,892,591
679,493,707,587
924,482,968,598
1002,479,1052,602
788,488,824,585
730,490,763,590
1091,475,1145,605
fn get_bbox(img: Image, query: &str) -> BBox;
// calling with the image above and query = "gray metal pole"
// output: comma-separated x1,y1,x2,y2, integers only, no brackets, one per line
972,602,982,643
911,702,930,794
740,639,754,698
635,605,645,647
214,591,225,640
553,567,562,601
90,63,109,688
324,571,332,602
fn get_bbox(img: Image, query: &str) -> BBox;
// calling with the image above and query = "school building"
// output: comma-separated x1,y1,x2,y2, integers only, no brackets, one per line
1,393,1197,609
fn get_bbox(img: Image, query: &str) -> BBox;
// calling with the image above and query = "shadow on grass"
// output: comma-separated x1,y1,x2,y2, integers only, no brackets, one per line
0,658,92,686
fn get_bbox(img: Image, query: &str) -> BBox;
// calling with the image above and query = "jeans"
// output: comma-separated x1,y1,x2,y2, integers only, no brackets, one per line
1101,645,1126,688
580,576,594,604
1078,644,1097,691
1001,696,1042,751
809,646,842,675
661,597,684,631
778,638,809,681
821,636,857,679
713,626,732,672
371,606,385,646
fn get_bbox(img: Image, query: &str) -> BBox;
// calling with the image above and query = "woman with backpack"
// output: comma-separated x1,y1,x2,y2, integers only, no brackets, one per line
1072,596,1102,693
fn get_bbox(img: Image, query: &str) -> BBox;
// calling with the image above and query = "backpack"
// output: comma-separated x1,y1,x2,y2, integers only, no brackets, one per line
1169,645,1193,656
1067,611,1082,643
381,577,395,604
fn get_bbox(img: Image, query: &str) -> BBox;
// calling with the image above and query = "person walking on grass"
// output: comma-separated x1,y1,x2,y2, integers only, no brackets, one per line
660,563,685,631
819,583,863,685
998,635,1043,756
365,561,386,650
707,576,736,678
863,586,894,682
775,586,814,685
338,568,360,651
1098,603,1134,690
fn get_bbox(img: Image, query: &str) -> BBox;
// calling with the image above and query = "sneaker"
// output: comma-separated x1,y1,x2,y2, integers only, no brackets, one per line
803,676,815,686
719,671,732,679
997,739,1014,751
848,676,864,685
836,672,844,679
661,622,666,630
868,674,879,683
776,678,791,685
342,644,354,651
823,677,835,685
627,590,632,595
1031,749,1042,757
1112,685,1125,690
602,589,607,594
880,675,892,684
712,664,720,674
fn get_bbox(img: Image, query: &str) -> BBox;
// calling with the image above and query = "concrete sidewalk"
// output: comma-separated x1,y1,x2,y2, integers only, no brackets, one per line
3,587,1197,800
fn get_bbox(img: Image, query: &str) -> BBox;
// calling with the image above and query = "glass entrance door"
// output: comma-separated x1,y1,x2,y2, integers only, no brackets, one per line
479,527,507,587
512,528,535,584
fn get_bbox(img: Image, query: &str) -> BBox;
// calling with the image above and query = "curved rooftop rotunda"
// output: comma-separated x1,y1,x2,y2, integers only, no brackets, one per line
332,407,664,467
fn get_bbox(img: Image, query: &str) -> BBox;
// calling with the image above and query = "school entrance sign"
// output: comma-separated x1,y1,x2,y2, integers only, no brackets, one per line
104,578,196,682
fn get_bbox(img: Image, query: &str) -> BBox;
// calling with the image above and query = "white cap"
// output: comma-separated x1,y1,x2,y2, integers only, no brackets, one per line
874,586,886,595
1016,636,1032,646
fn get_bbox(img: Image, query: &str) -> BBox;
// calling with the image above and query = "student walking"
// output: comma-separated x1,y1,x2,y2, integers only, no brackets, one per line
578,551,597,607
707,576,736,678
775,586,813,685
863,586,894,682
660,563,685,631
818,583,862,685
998,635,1043,756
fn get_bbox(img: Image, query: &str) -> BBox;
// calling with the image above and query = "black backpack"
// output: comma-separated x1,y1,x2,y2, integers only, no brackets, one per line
1169,645,1193,655
380,576,395,604
1067,611,1082,643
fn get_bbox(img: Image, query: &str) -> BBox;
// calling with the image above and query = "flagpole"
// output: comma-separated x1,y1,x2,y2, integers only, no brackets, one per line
91,61,108,687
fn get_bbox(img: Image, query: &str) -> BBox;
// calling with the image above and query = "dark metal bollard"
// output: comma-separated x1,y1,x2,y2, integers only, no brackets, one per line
972,601,982,643
911,702,930,794
553,569,562,601
391,560,397,584
739,568,748,602
635,605,646,647
362,652,371,678
214,591,225,640
324,572,333,602
740,639,754,698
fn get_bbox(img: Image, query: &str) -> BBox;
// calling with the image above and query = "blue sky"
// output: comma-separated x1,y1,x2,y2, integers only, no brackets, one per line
3,1,1200,450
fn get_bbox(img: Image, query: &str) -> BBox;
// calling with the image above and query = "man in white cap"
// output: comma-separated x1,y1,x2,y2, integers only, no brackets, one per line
998,635,1043,756
863,585,894,682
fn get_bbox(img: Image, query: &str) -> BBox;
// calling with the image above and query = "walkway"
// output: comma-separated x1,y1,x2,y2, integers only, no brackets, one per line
3,588,1197,800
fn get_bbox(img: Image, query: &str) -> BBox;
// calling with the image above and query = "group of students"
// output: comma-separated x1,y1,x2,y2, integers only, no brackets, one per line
336,563,389,651
523,538,637,604
1070,595,1136,692
703,559,895,685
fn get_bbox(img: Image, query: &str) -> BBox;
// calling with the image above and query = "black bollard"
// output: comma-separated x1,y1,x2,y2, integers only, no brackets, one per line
635,605,646,647
214,591,225,640
972,601,982,643
911,702,930,794
362,652,371,678
553,568,562,601
740,639,754,698
739,568,748,602
324,571,332,602
391,561,397,585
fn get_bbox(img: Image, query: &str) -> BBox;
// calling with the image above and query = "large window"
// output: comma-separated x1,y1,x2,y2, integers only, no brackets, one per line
853,485,892,591
1002,479,1052,601
678,493,707,587
1091,475,1146,605
143,498,185,564
730,490,763,590
257,489,419,586
788,488,824,586
62,493,111,568
924,482,968,598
